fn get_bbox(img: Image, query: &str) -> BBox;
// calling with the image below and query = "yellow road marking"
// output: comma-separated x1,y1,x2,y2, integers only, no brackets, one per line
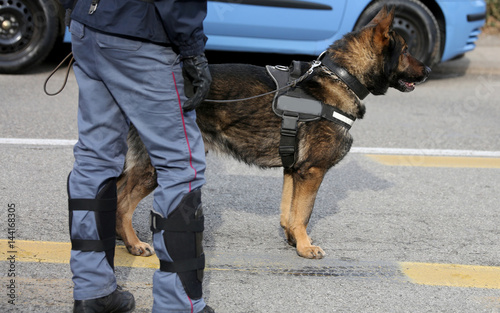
0,239,159,269
2,240,500,289
401,262,500,289
366,154,500,168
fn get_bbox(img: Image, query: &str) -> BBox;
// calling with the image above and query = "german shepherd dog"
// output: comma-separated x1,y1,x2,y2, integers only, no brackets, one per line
116,7,430,259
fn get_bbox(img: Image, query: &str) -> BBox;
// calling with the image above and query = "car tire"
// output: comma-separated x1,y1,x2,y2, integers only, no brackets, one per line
0,0,61,73
354,0,441,68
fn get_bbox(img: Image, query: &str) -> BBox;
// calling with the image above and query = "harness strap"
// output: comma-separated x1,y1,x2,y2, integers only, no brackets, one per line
320,105,356,129
279,113,299,168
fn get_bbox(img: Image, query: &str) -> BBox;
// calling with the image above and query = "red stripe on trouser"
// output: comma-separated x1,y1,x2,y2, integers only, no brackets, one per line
172,71,197,192
172,71,196,313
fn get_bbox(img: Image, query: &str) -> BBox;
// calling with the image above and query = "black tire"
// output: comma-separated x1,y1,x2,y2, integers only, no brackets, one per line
0,0,61,73
354,0,441,68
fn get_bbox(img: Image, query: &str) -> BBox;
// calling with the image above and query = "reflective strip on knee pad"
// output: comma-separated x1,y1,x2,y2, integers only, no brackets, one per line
68,178,117,269
150,189,205,300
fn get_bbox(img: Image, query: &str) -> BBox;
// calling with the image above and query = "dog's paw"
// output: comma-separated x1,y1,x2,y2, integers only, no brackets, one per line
296,245,325,259
126,242,155,257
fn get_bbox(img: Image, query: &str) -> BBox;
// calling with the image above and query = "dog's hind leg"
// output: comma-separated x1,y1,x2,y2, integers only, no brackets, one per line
286,166,326,259
116,166,157,257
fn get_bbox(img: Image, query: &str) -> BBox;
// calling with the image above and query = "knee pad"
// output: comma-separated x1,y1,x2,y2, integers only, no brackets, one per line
68,176,117,270
150,189,205,299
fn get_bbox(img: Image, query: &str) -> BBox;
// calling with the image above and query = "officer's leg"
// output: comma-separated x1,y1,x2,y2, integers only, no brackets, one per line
131,67,209,313
144,71,210,313
68,20,134,311
96,37,209,312
69,178,135,313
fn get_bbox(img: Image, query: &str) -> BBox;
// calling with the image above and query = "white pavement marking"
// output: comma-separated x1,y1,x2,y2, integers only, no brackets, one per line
0,138,77,146
1,137,500,158
350,147,500,157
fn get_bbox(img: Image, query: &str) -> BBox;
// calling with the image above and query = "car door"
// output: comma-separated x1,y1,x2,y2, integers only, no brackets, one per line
204,0,348,55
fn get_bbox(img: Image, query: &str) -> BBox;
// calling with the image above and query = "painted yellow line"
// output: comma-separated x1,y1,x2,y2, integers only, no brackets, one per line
3,240,500,289
0,239,159,269
366,154,500,168
401,262,500,289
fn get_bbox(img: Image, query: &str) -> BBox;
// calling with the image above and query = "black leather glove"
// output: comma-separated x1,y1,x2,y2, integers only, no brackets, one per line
65,9,72,27
182,54,212,112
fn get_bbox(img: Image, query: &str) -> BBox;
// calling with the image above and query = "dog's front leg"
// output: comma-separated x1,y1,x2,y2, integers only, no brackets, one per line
116,174,155,257
287,166,326,259
279,169,293,233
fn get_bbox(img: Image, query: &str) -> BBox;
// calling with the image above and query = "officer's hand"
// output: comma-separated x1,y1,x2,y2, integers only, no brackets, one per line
65,9,72,27
182,54,212,112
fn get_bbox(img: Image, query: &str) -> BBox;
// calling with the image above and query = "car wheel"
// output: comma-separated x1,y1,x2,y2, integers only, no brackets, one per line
354,0,441,68
0,0,60,73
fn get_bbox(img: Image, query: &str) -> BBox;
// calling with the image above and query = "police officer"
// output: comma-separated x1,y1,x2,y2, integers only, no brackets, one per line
60,0,213,312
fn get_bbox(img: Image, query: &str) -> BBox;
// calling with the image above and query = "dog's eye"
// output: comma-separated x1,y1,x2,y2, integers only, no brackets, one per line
402,47,409,55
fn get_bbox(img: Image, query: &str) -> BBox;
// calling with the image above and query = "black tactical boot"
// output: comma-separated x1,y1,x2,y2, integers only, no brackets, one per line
73,286,135,313
199,305,215,313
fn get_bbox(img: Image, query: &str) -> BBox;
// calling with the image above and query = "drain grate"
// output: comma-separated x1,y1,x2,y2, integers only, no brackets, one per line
210,264,405,279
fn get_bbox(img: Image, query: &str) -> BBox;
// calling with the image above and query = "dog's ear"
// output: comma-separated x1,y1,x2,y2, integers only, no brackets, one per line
371,5,395,41
367,5,389,26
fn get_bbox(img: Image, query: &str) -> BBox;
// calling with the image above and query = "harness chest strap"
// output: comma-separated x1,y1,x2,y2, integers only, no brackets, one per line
279,113,300,170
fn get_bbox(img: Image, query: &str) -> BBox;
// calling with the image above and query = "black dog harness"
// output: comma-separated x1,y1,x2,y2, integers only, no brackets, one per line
266,53,369,168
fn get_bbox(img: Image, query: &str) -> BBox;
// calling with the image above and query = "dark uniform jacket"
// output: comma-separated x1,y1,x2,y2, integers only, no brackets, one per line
60,0,208,57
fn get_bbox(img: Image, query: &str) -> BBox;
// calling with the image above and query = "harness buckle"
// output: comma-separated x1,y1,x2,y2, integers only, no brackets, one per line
281,112,299,132
150,210,161,233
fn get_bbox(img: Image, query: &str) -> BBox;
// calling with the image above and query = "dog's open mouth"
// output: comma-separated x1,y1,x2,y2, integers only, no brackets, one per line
397,67,431,93
398,79,416,92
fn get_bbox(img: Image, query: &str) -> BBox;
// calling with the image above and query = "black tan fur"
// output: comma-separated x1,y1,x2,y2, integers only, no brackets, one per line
116,7,430,259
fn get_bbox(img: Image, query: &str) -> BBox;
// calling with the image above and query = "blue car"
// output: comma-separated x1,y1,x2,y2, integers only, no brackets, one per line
0,0,486,73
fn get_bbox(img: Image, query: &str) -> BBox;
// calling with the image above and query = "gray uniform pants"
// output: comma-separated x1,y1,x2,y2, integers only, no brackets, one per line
68,20,207,313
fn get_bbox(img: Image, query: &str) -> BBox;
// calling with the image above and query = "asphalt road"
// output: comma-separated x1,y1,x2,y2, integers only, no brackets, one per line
1,36,500,312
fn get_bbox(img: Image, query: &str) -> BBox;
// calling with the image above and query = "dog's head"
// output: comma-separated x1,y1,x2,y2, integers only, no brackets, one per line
327,6,431,95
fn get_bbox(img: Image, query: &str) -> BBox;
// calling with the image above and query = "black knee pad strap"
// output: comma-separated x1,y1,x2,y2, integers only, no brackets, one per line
150,189,205,299
68,178,117,269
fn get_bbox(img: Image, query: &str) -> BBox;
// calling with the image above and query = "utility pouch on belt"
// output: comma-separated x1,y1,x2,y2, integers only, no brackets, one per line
68,177,117,270
150,189,205,299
